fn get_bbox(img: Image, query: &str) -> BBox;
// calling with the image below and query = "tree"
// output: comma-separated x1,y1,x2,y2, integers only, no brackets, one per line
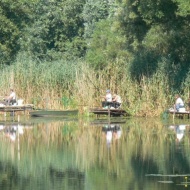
173,0,190,16
117,0,190,84
83,0,110,42
19,0,86,61
0,0,32,65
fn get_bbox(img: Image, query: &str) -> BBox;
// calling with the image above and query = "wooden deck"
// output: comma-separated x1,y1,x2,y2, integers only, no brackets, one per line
89,108,128,117
0,104,34,113
168,110,190,119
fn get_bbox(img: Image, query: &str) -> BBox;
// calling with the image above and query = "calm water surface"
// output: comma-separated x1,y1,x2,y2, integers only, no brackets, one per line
0,116,190,190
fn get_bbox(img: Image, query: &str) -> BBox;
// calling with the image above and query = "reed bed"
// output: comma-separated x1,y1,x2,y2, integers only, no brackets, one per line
69,61,173,116
0,57,190,116
0,58,78,110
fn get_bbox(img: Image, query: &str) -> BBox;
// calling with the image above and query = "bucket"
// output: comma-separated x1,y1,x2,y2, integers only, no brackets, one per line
17,99,24,106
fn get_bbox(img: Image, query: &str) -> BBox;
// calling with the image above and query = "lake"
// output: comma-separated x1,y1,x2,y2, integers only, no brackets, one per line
0,115,190,190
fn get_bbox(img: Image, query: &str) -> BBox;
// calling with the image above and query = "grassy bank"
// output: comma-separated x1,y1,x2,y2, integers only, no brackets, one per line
0,57,189,116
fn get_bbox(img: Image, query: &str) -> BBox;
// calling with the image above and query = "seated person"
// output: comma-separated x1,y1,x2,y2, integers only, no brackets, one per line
112,94,122,108
174,94,184,111
102,90,112,108
4,89,17,105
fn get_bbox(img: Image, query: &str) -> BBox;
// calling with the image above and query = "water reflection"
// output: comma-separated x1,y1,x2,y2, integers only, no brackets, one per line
0,123,24,142
168,124,189,143
1,117,190,189
102,124,122,147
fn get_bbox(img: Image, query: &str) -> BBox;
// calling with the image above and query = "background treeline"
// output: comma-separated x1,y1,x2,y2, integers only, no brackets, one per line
1,0,190,116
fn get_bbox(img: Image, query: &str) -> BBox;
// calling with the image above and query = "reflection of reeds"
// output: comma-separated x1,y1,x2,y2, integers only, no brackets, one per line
0,118,189,183
75,119,178,175
22,121,79,146
0,121,81,179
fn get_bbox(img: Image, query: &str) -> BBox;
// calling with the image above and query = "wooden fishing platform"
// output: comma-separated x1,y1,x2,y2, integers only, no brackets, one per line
0,104,34,114
168,110,190,119
89,108,128,117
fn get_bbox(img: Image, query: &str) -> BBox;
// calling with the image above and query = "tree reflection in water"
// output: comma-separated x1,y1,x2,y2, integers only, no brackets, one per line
0,118,190,189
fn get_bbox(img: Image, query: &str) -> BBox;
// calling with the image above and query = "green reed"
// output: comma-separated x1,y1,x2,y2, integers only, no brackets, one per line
0,58,78,109
0,56,185,116
74,61,172,116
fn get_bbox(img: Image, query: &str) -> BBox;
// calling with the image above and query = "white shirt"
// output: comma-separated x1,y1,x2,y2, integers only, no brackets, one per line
176,97,184,106
10,91,16,100
106,93,112,102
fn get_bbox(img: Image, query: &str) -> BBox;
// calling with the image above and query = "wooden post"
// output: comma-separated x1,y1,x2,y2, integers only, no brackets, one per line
10,111,15,117
108,105,111,123
173,111,175,121
17,125,20,161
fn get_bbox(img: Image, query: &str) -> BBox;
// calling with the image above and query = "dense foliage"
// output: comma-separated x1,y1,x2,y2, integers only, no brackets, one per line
0,1,189,60
1,1,190,71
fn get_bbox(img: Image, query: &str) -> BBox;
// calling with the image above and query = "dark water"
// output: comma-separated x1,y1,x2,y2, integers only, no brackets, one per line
0,116,190,190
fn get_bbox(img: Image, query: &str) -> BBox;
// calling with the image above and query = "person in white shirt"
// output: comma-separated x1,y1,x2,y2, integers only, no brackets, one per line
174,94,184,111
102,89,112,108
5,89,17,105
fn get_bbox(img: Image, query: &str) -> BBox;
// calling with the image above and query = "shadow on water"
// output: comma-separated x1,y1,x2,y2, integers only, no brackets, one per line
0,116,190,189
